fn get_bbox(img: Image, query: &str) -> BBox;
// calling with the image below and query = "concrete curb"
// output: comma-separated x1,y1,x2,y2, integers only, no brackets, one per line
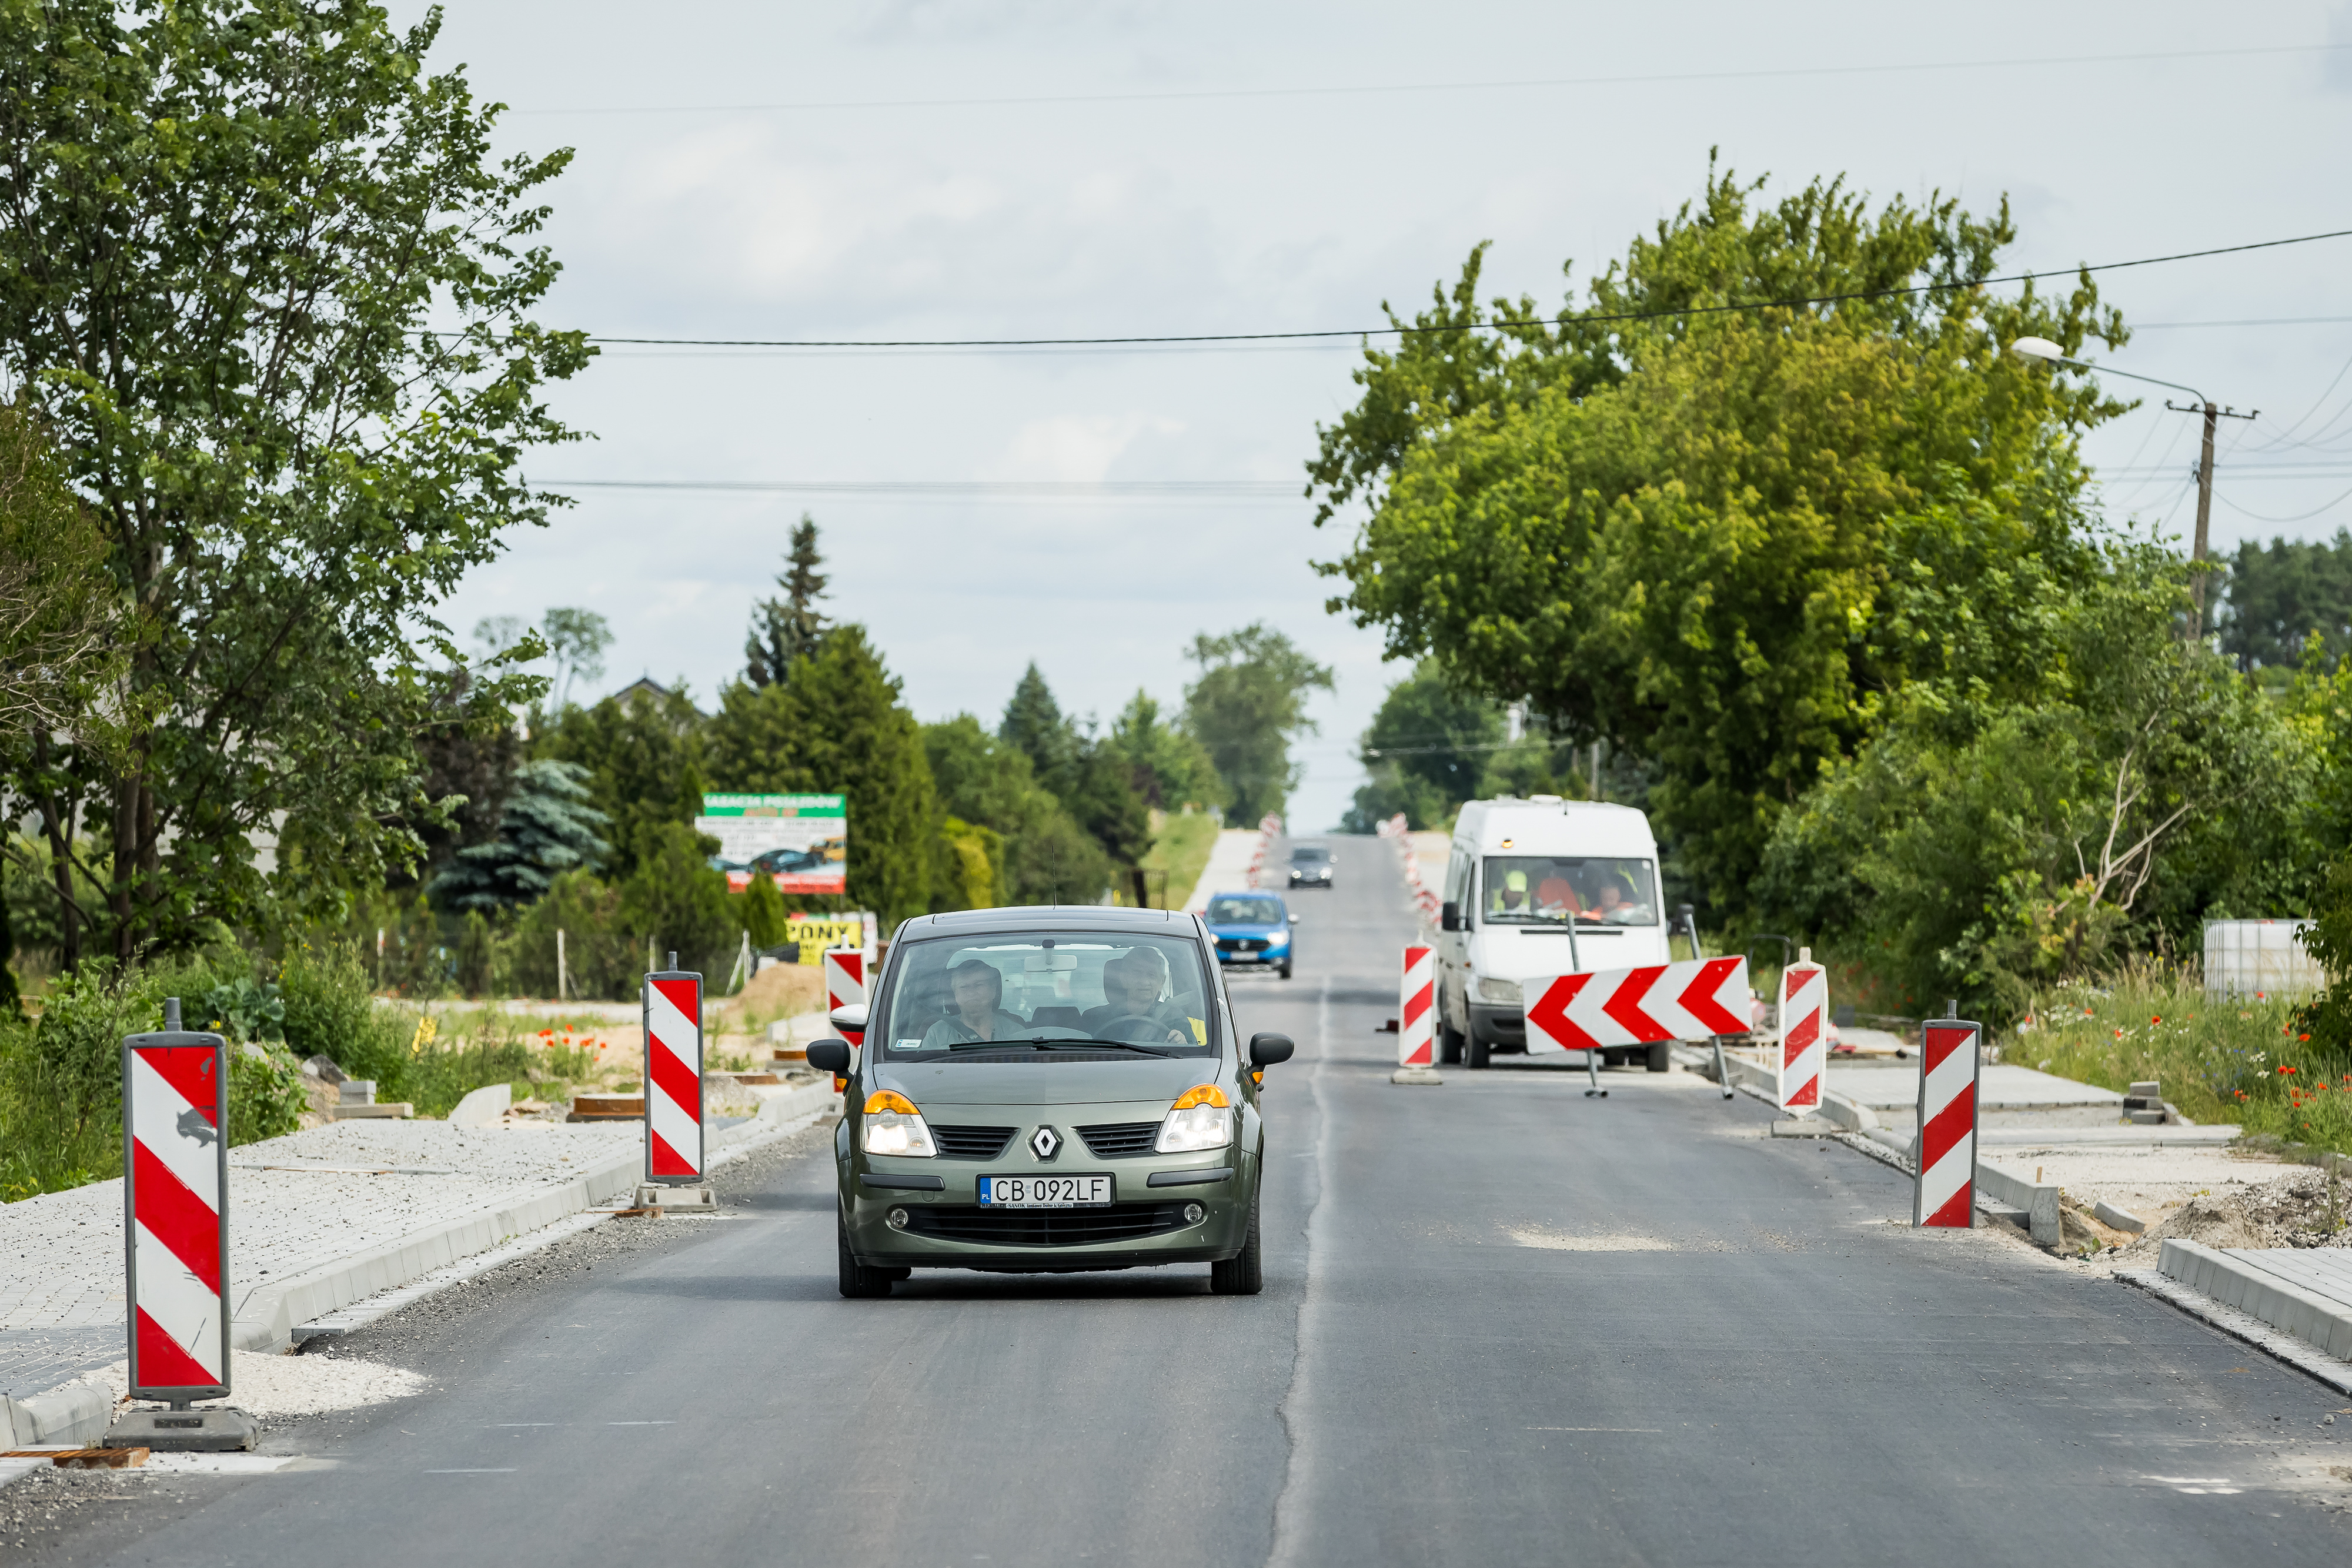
228,1079,841,1355
1973,1160,2064,1248
2156,1238,2352,1362
1,1378,112,1449
2119,1266,2352,1397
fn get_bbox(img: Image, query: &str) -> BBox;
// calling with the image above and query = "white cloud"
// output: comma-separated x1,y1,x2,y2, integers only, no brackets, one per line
984,413,1185,482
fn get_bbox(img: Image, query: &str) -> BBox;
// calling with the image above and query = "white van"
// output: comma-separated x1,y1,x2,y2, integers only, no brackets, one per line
1434,797,1674,1071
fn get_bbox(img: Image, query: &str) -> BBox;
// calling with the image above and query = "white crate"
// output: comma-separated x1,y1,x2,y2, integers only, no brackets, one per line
2201,918,2323,1001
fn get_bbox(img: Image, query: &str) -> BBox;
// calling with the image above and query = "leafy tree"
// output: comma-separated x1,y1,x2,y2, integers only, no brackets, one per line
0,1,587,965
542,609,614,710
1342,660,1504,829
1106,691,1223,811
924,715,1110,904
739,868,790,948
534,683,708,882
1182,624,1335,825
707,626,936,925
2217,531,2352,672
745,514,830,687
936,816,1007,910
619,822,739,982
1309,161,2122,911
429,760,611,912
401,667,523,892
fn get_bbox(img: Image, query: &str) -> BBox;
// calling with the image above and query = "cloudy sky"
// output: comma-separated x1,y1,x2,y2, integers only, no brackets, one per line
395,0,2352,830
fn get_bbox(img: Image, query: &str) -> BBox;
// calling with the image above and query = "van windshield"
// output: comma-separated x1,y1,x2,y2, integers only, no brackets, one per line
1482,856,1659,927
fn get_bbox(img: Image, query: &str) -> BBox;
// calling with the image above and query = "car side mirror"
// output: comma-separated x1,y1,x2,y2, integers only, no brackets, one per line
1288,912,1301,925
1439,901,1460,932
804,1038,851,1074
828,1003,868,1033
1249,1032,1295,1067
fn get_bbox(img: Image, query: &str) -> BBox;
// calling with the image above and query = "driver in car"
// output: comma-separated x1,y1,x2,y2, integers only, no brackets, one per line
920,959,1030,1048
1080,948,1191,1045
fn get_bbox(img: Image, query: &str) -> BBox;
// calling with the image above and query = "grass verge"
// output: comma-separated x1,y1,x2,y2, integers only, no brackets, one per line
1141,810,1221,910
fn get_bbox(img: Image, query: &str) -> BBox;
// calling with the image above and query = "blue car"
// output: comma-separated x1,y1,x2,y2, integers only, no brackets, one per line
1204,891,1297,980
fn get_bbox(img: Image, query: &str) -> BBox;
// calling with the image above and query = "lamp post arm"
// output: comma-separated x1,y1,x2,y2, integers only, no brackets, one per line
2039,354,2209,406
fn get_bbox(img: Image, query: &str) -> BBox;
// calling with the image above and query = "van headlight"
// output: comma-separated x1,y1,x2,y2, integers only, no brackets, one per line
861,1089,936,1158
1476,977,1522,1005
1155,1083,1235,1153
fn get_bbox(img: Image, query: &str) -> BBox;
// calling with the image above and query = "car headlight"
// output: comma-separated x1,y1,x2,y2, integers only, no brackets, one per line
861,1089,936,1158
1155,1083,1235,1153
1475,976,1522,1005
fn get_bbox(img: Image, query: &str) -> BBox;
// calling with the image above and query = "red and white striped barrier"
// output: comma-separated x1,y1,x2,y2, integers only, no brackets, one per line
1915,1017,1981,1228
1398,945,1436,1068
1245,813,1282,889
824,947,866,1045
1778,950,1827,1116
1376,811,1441,923
1523,957,1750,1053
643,965,704,1181
123,1010,230,1400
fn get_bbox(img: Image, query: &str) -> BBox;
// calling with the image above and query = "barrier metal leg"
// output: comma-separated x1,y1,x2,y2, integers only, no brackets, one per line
1584,1047,1608,1098
1710,1037,1735,1100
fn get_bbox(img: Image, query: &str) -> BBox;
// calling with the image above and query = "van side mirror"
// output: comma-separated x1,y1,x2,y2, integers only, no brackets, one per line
1439,901,1460,932
805,1038,851,1074
1249,1032,1295,1068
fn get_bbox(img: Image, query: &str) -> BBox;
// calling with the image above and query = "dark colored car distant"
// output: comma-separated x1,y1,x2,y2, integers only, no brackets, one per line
1202,891,1297,981
1287,844,1334,889
806,906,1294,1299
751,845,829,875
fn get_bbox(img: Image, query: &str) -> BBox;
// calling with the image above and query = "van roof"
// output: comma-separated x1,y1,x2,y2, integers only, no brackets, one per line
1453,798,1657,855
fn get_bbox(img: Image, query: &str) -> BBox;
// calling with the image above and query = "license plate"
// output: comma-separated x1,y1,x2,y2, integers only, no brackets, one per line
978,1174,1112,1208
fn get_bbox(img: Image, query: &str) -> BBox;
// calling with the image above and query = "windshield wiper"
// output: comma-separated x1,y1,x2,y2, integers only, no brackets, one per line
944,1037,1178,1057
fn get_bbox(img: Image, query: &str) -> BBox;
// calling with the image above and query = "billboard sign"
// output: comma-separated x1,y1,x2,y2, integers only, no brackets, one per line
698,793,847,894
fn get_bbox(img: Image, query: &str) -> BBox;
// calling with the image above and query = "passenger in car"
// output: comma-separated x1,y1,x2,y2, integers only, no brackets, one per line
919,959,1031,1048
1080,948,1191,1044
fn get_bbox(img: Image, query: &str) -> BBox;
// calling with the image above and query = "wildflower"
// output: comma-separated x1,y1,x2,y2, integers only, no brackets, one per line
2278,1064,2299,1075
2151,1015,2161,1025
2298,1033,2311,1042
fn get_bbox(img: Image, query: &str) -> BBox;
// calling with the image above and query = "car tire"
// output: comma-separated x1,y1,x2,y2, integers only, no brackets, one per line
837,1208,893,1298
1439,1016,1466,1065
1646,1041,1672,1073
1210,1187,1264,1295
1279,961,1294,980
1465,1028,1490,1070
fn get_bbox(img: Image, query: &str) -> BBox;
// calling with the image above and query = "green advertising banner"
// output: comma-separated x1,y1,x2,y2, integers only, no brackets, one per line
696,793,847,894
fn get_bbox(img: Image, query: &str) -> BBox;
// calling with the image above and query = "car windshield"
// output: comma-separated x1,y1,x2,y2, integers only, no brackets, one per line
1289,848,1329,862
1206,895,1284,925
878,931,1219,1059
1481,855,1659,926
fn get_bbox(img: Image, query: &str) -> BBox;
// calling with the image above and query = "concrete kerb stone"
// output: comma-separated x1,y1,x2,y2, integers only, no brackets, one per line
1,1379,112,1449
1974,1160,2064,1248
2121,1263,2352,1398
2157,1238,2352,1362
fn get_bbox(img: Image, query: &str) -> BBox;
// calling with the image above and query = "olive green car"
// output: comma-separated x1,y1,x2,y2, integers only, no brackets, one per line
807,907,1294,1298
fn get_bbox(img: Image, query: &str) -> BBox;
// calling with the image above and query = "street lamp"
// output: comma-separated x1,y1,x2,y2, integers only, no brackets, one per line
2007,337,2257,634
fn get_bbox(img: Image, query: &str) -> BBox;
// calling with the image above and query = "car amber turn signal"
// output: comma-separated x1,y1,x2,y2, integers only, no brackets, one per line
864,1089,919,1115
862,1089,936,1158
1170,1083,1230,1111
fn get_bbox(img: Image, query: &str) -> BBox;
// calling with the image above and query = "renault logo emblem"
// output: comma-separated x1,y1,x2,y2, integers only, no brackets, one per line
1029,1125,1061,1162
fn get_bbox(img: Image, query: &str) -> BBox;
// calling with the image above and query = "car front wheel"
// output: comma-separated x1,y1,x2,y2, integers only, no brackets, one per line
1210,1188,1264,1295
838,1207,894,1298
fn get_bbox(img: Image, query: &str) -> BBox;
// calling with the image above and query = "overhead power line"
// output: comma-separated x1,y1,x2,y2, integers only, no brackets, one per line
559,226,2352,351
540,479,1295,497
507,42,2351,116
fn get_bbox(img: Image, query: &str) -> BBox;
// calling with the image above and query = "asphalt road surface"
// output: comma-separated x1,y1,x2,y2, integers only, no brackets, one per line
15,836,2352,1564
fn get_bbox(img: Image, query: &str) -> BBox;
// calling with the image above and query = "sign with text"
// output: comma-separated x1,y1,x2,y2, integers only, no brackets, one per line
786,912,867,962
697,793,847,894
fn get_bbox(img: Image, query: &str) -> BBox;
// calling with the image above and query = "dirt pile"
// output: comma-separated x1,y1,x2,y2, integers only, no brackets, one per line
2114,1166,2351,1263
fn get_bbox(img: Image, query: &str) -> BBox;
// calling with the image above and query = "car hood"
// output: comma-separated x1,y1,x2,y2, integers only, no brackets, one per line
1207,922,1288,937
877,1057,1222,1107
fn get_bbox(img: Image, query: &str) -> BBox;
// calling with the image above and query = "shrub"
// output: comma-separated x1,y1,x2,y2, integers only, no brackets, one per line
0,959,163,1199
280,940,415,1092
229,1042,308,1144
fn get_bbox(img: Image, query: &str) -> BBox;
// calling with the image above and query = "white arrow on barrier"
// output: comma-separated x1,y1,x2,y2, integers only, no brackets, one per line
1523,956,1750,1052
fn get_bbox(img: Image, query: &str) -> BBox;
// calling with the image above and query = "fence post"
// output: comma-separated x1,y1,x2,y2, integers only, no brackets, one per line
556,928,567,1002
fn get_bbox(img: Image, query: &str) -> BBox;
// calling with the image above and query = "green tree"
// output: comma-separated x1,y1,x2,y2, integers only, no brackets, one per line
535,684,708,882
619,823,739,981
1106,690,1224,811
0,1,587,965
707,626,936,925
745,514,830,687
430,760,611,912
1343,660,1504,830
2217,531,2352,673
542,609,614,710
739,868,790,948
1309,161,2122,911
924,714,1110,904
999,663,1075,783
1182,624,1335,825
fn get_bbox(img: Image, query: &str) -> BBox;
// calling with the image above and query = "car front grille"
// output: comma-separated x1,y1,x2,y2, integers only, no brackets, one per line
930,1125,1016,1159
902,1202,1192,1248
1220,938,1268,953
1076,1121,1160,1158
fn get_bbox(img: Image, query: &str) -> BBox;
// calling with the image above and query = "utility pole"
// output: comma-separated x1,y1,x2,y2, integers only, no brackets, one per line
2168,397,2260,638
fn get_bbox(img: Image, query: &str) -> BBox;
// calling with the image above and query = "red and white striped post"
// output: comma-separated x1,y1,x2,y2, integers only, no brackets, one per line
121,999,230,1403
1392,944,1440,1083
824,947,866,1046
1778,948,1827,1117
643,957,704,1183
1914,1013,1981,1228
